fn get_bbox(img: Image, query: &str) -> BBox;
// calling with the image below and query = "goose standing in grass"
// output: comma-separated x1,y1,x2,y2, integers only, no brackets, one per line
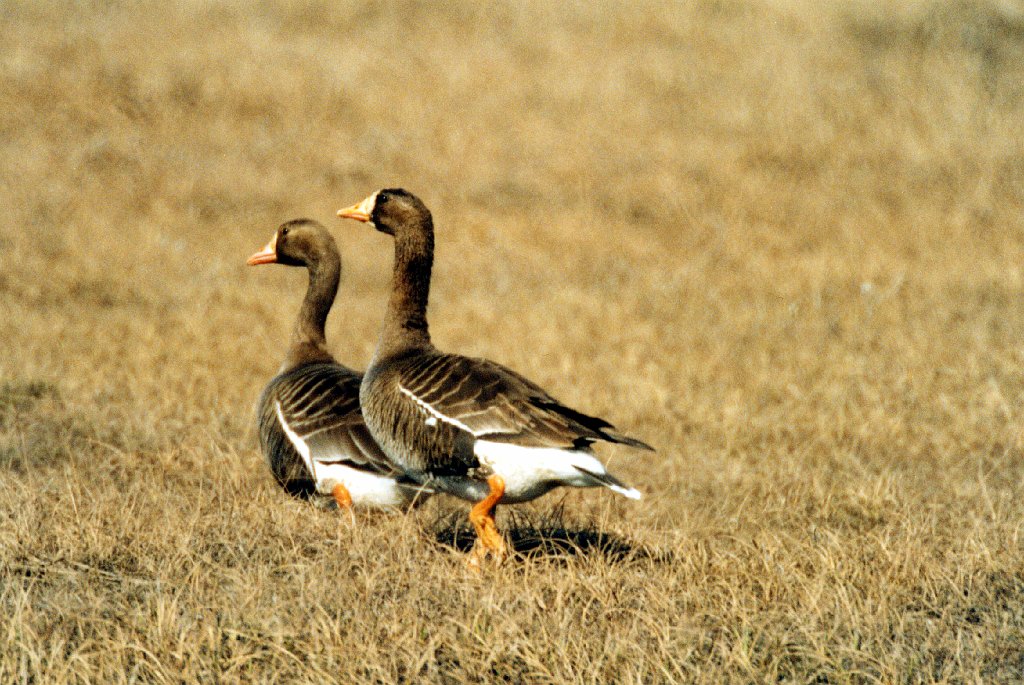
248,219,431,511
338,190,652,566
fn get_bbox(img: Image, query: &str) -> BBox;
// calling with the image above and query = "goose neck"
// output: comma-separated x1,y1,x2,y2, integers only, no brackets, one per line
377,220,434,357
284,253,338,370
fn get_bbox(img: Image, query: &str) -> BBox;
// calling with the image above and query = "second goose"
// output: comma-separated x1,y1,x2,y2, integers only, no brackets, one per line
249,218,430,511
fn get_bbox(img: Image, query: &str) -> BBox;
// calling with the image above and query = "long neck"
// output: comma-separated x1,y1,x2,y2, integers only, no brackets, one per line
375,217,434,360
282,252,339,371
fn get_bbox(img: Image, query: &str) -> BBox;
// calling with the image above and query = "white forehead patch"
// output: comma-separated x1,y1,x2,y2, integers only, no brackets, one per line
361,192,379,222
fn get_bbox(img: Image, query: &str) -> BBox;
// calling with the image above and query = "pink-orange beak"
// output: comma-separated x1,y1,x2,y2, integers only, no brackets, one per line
337,192,376,223
247,233,278,266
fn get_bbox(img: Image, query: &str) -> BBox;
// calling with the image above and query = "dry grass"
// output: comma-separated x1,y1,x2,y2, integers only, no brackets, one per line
3,0,1024,681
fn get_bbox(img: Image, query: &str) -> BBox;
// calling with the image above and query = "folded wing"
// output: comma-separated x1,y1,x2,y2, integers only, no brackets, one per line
390,352,654,452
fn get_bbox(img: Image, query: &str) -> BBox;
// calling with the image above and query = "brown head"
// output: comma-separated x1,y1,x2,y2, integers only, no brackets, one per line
247,218,340,271
336,188,432,238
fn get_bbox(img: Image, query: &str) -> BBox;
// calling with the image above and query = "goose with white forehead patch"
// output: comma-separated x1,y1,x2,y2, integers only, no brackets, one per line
249,219,432,511
338,189,653,567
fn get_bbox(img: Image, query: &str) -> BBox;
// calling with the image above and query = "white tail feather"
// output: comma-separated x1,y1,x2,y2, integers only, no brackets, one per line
606,483,642,500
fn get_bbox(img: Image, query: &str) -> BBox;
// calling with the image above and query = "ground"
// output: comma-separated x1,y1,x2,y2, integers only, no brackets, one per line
2,1,1024,682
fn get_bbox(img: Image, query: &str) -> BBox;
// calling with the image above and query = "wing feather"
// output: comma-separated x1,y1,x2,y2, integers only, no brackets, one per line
384,352,653,452
258,363,401,494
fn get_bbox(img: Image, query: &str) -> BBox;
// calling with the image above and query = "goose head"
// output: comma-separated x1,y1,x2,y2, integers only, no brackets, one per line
247,218,338,268
337,188,431,237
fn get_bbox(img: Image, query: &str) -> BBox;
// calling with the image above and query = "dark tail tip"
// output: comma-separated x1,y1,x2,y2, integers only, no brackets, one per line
604,430,655,451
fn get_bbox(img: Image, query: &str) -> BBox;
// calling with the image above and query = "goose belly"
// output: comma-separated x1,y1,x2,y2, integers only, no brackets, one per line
473,441,604,503
313,462,410,509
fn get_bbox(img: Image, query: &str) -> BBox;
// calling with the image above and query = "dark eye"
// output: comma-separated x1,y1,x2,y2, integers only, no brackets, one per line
281,226,290,236
377,192,389,205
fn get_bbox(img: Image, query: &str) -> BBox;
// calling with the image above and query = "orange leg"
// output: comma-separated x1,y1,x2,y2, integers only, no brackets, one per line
467,475,507,569
331,483,353,509
332,483,356,525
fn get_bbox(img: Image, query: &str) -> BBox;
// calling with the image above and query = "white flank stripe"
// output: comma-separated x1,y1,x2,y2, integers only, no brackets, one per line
314,461,409,507
474,440,643,503
275,401,317,480
398,384,475,433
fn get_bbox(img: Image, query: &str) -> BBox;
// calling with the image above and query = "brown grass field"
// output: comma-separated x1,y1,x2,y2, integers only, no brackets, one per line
3,0,1024,682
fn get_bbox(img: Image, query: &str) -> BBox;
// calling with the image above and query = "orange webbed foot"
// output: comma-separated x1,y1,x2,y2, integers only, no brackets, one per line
466,475,507,569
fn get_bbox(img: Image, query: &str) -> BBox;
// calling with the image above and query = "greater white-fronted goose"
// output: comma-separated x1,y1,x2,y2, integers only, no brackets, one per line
338,190,652,565
248,218,431,511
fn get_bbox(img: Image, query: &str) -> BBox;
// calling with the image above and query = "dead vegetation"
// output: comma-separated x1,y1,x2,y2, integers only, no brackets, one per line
2,0,1024,682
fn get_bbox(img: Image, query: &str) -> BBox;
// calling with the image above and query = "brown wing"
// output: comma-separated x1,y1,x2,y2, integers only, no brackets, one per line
257,363,402,496
364,351,652,477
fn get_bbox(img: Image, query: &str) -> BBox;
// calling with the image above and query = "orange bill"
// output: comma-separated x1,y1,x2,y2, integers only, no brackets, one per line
337,192,376,222
247,233,278,265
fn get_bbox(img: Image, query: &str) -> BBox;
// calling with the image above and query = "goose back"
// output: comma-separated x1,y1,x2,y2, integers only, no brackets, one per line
361,349,652,480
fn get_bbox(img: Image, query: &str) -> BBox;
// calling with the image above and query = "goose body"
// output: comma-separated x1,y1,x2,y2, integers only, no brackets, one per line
257,361,422,508
249,219,430,510
360,349,645,504
338,190,652,562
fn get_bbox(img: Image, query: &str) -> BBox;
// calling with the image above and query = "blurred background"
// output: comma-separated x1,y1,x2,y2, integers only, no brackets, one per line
3,1,1024,681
